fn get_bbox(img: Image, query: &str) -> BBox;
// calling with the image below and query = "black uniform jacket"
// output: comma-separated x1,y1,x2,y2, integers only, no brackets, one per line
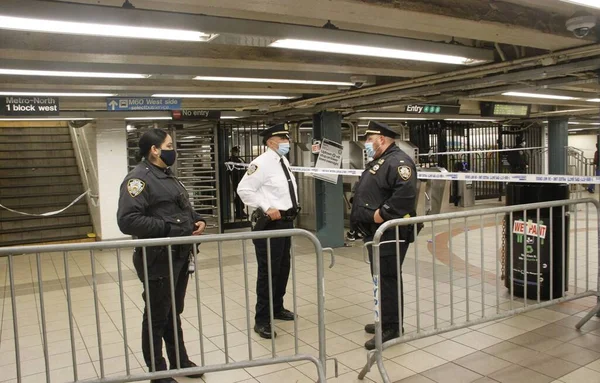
117,161,204,280
350,144,418,255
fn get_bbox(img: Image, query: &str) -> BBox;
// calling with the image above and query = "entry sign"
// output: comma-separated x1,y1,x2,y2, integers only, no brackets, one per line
405,104,460,115
314,138,344,184
106,97,181,111
1,96,59,116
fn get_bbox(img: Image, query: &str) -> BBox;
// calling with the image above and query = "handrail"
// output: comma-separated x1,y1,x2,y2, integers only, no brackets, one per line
69,123,99,206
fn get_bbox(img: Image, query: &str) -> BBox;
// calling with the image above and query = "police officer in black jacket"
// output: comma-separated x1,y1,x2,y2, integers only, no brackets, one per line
350,121,418,350
117,129,206,383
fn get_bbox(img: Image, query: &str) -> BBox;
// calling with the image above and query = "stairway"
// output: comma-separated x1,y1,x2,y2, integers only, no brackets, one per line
0,124,94,246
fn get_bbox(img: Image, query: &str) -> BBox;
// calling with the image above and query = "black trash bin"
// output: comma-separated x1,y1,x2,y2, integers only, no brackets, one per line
503,183,569,300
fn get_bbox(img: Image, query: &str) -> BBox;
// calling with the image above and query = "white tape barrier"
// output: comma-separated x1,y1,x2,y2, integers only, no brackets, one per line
418,146,543,157
0,190,90,217
225,162,600,185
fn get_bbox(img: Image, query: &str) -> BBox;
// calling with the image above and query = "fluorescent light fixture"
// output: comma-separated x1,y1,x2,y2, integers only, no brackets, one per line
569,122,581,125
357,116,429,120
269,39,485,65
220,116,241,119
0,15,213,42
502,92,580,100
124,117,173,121
445,118,498,122
152,94,295,100
193,76,354,86
569,121,600,125
0,91,114,97
587,98,600,102
0,68,149,79
561,0,600,10
0,117,93,121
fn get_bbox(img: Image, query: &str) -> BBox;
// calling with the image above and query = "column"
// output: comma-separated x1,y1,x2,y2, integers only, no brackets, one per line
548,117,569,175
96,119,129,240
312,111,345,248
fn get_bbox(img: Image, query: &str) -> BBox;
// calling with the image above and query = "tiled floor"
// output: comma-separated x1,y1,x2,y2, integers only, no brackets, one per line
1,204,600,383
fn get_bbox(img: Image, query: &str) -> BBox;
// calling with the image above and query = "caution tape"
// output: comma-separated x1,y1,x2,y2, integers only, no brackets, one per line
225,162,600,184
0,190,90,217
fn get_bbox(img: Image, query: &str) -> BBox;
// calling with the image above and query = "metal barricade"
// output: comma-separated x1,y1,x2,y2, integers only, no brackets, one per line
359,198,600,383
0,229,335,383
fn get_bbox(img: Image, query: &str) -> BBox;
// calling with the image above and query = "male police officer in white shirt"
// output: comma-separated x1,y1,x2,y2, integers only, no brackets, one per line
237,123,300,339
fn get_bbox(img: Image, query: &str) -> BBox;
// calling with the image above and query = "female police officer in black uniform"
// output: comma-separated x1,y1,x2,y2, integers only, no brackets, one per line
117,129,205,383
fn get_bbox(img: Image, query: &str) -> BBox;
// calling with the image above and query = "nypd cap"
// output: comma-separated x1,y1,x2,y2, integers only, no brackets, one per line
260,123,290,144
362,120,398,139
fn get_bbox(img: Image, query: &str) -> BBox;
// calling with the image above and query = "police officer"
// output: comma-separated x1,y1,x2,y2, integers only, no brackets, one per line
227,146,247,219
236,123,299,339
350,121,418,350
117,129,205,383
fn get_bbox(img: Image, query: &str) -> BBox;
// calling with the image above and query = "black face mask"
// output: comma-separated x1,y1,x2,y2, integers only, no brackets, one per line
160,149,177,167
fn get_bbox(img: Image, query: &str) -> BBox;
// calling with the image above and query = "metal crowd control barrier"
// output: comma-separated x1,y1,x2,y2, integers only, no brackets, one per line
359,198,600,383
0,229,335,383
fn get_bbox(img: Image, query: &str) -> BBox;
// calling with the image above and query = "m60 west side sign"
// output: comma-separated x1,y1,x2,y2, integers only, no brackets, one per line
1,96,59,116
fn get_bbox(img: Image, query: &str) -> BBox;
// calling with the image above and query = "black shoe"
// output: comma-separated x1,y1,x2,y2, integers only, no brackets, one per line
254,323,277,339
365,323,404,335
170,360,204,378
364,328,401,350
150,378,177,383
346,231,357,241
274,309,296,321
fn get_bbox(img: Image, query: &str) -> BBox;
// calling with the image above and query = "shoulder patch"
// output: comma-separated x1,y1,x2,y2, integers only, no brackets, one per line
398,166,412,181
127,179,145,197
247,163,258,175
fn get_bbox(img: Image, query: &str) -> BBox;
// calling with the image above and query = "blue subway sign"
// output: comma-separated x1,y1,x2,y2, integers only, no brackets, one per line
106,97,181,111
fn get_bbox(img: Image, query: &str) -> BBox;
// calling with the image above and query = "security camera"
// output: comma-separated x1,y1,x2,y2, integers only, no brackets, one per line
350,75,369,88
566,12,597,38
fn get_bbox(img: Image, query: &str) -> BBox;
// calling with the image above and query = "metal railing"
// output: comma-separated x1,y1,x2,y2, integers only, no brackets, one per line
0,229,336,383
359,198,600,383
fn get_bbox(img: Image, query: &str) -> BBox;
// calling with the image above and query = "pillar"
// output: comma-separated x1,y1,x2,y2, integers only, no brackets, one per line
548,117,569,175
312,111,345,248
96,120,129,240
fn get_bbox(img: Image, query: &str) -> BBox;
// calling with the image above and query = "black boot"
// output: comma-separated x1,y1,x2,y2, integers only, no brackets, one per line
364,328,401,350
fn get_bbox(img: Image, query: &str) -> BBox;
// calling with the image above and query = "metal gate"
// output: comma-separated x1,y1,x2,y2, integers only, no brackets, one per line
409,121,502,200
217,121,267,231
126,122,220,231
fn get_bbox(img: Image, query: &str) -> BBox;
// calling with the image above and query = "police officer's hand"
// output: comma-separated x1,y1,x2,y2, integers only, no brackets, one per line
374,209,384,224
192,221,206,235
266,208,281,221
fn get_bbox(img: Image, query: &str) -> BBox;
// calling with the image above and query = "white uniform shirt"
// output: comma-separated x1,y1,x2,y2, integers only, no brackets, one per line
237,148,298,212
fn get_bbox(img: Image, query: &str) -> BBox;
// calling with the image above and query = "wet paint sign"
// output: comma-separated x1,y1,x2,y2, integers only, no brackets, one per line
512,220,547,239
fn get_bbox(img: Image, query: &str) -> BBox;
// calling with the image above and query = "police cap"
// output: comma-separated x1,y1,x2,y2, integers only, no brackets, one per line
362,121,398,139
260,123,290,144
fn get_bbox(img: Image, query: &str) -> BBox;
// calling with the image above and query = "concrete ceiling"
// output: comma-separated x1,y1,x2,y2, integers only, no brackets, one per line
0,0,599,121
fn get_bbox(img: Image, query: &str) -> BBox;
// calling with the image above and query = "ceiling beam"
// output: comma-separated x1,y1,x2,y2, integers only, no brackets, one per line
0,31,447,78
52,0,591,50
1,0,494,62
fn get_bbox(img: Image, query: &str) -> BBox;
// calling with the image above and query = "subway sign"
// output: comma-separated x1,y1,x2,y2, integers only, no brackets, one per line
405,104,460,114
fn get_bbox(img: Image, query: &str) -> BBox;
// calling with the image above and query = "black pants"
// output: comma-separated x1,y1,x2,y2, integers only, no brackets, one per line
367,242,409,331
141,262,190,371
234,192,245,218
253,219,293,324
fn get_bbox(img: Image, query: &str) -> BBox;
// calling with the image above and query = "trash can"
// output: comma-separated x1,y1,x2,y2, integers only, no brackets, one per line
504,183,569,300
